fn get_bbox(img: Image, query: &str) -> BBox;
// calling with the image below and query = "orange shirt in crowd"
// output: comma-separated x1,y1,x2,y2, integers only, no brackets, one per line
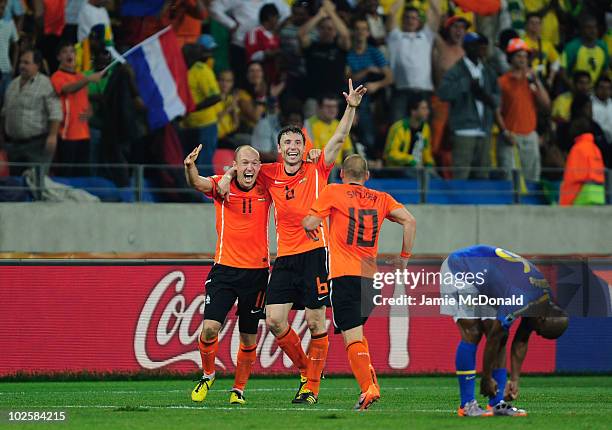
43,0,67,36
308,183,403,279
258,156,333,257
172,0,208,47
204,175,272,269
498,72,537,135
51,69,90,141
560,133,605,205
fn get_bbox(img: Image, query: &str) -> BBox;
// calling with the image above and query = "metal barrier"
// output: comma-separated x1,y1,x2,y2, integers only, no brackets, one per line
0,161,609,204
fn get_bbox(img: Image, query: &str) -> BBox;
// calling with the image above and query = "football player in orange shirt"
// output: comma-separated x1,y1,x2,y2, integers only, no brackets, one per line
185,144,271,405
220,79,367,404
302,154,417,410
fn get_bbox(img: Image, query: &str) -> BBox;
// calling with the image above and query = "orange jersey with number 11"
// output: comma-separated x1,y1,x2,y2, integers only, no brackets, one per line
205,176,272,269
309,183,403,279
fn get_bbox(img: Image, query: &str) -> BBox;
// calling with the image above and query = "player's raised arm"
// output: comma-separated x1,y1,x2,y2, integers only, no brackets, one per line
387,206,417,265
323,79,367,166
480,320,509,397
184,144,214,194
506,318,533,401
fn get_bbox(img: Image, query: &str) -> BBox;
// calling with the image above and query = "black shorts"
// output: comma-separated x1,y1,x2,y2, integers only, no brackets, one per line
330,276,376,333
203,264,268,334
266,247,331,309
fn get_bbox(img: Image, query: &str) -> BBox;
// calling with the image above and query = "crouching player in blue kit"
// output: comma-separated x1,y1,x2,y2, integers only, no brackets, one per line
439,245,569,417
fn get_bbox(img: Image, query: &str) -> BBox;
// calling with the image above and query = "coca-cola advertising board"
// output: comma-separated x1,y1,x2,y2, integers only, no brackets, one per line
0,262,557,376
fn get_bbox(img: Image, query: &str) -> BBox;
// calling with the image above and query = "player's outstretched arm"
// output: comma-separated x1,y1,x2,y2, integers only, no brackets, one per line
387,207,417,267
506,318,533,401
184,144,214,194
323,79,367,167
481,320,509,397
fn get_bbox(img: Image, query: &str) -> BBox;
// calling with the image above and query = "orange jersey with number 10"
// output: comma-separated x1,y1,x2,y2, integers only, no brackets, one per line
205,176,272,269
309,183,403,279
259,156,334,257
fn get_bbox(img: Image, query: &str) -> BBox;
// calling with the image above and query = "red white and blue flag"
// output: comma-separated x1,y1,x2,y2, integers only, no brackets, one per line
123,27,194,130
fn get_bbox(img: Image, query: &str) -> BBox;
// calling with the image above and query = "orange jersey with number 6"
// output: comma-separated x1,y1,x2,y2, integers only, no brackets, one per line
205,176,272,268
309,183,403,279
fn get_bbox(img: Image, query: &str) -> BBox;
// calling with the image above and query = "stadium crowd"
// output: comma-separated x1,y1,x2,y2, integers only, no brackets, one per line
0,0,610,204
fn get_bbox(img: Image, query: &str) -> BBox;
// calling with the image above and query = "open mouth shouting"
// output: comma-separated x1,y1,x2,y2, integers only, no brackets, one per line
242,171,255,185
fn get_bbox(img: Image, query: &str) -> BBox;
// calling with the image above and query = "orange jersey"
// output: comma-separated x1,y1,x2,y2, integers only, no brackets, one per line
309,183,403,279
205,176,272,269
259,156,334,257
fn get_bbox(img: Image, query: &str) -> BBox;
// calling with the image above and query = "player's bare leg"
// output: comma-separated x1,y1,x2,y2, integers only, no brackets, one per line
192,320,221,402
343,325,380,410
230,332,258,405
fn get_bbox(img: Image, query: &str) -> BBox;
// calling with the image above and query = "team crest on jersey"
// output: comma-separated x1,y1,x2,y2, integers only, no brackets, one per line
285,185,295,200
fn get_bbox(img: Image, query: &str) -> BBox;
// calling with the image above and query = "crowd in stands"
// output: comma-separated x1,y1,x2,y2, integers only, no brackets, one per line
0,0,610,205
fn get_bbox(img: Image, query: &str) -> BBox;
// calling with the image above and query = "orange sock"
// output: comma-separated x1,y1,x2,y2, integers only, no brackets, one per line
347,340,374,393
276,327,308,375
233,343,257,392
362,336,378,386
198,335,218,376
304,332,329,395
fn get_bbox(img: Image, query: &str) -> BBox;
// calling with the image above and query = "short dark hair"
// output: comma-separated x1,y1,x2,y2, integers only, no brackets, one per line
403,6,421,17
573,70,592,84
570,93,592,120
316,93,338,105
259,3,279,24
408,95,428,113
525,12,542,22
277,125,305,147
580,13,598,26
56,39,75,56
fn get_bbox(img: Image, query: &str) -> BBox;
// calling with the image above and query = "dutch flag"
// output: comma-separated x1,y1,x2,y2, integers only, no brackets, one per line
120,27,194,130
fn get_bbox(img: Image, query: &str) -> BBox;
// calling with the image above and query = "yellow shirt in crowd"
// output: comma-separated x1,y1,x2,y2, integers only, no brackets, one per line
305,116,354,165
183,61,220,128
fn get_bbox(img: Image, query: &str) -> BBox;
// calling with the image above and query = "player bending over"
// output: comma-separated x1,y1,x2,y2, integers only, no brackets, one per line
185,144,271,405
302,154,416,410
440,245,569,416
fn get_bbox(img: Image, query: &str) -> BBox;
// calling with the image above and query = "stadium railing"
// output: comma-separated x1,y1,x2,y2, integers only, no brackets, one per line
0,162,610,205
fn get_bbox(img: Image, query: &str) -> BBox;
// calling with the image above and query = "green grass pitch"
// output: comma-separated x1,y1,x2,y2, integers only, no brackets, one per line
1,376,611,429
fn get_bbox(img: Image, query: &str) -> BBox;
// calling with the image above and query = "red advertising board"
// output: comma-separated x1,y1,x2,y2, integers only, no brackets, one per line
0,264,555,375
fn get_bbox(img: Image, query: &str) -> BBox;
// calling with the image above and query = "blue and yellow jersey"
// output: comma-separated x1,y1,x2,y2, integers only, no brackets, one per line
561,37,610,84
384,119,434,167
447,244,552,329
